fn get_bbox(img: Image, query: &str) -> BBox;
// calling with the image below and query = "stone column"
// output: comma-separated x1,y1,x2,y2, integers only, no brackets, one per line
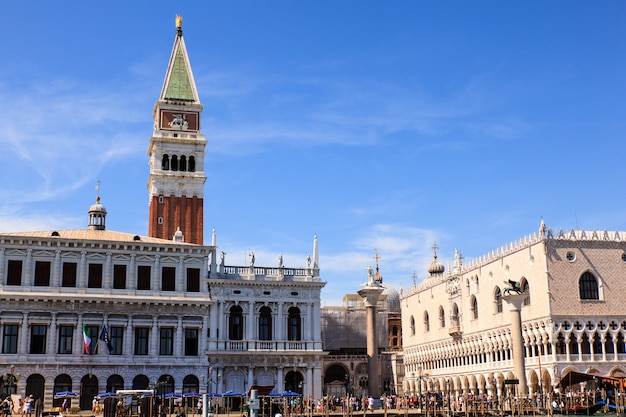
52,249,61,287
502,293,528,396
357,284,384,398
277,367,284,392
104,252,112,289
175,315,183,356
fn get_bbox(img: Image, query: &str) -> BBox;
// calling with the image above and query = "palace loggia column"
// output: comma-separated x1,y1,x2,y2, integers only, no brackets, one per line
502,293,528,396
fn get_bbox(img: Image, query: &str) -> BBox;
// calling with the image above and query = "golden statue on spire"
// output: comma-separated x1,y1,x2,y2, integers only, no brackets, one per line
176,15,183,29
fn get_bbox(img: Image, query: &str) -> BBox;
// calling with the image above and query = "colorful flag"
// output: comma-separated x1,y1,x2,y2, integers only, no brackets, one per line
99,325,113,354
82,324,91,354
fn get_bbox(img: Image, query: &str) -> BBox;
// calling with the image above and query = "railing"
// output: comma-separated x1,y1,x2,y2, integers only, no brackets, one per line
218,265,320,281
217,340,315,351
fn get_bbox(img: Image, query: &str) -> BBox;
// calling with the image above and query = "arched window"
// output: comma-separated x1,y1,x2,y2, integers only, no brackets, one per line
592,332,603,355
579,272,599,300
179,155,187,171
189,156,196,172
451,304,460,327
423,312,429,332
171,155,179,171
106,374,124,393
617,333,626,354
605,333,615,354
229,305,244,340
438,306,445,328
410,316,415,335
556,332,566,354
494,287,503,313
53,374,72,408
288,307,301,341
259,306,272,341
161,154,170,170
470,296,478,320
569,333,579,354
521,278,530,305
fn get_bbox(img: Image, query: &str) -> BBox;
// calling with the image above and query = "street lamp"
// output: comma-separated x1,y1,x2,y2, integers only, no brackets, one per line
3,366,17,396
154,377,171,417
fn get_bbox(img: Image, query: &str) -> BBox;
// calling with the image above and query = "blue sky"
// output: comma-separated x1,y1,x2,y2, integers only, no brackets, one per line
1,2,625,305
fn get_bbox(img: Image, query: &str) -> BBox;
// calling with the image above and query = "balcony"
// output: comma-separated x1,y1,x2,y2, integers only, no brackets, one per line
215,340,317,352
448,326,462,337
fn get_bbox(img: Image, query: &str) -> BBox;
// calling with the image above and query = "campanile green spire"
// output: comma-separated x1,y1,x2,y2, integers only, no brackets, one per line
160,15,199,103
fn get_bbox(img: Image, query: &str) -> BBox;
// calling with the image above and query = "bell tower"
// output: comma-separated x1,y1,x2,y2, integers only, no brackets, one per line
147,16,207,244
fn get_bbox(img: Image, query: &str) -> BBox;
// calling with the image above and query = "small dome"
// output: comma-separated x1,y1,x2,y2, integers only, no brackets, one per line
381,283,401,313
428,254,445,275
89,199,107,214
88,196,107,230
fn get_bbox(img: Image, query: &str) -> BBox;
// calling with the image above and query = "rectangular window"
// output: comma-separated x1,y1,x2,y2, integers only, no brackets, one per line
110,326,124,355
2,324,18,354
161,267,176,291
259,317,271,341
184,328,198,356
7,260,22,286
137,266,151,290
34,261,51,286
62,262,77,287
159,328,174,355
58,325,73,354
29,325,47,354
113,264,127,289
134,327,149,355
187,268,200,292
88,263,103,288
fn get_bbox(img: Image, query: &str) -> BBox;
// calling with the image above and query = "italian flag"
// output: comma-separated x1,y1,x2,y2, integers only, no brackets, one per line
82,324,91,354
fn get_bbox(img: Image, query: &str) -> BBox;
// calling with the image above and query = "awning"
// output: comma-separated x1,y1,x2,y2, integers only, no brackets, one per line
558,371,619,388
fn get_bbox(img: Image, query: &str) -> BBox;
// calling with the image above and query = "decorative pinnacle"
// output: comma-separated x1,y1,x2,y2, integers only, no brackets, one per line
176,15,183,36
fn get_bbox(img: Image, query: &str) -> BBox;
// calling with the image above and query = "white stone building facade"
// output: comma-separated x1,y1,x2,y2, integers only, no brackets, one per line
401,222,626,400
0,17,325,410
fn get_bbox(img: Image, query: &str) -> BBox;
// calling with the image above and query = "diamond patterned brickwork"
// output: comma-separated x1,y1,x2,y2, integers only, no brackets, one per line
547,239,626,317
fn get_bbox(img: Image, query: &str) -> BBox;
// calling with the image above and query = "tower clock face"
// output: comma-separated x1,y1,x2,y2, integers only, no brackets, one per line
160,110,199,132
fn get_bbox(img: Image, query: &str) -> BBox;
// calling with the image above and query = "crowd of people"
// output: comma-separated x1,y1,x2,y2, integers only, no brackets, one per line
1,395,36,417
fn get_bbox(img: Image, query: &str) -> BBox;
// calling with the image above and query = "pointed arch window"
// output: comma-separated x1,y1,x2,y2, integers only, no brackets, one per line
229,305,243,340
494,287,503,313
259,306,272,341
162,154,170,170
556,332,566,354
423,312,430,332
470,296,478,320
569,333,579,354
617,333,626,354
410,316,415,335
605,333,615,354
287,307,301,341
521,278,530,305
438,306,445,328
451,304,460,327
188,156,196,172
579,272,599,300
